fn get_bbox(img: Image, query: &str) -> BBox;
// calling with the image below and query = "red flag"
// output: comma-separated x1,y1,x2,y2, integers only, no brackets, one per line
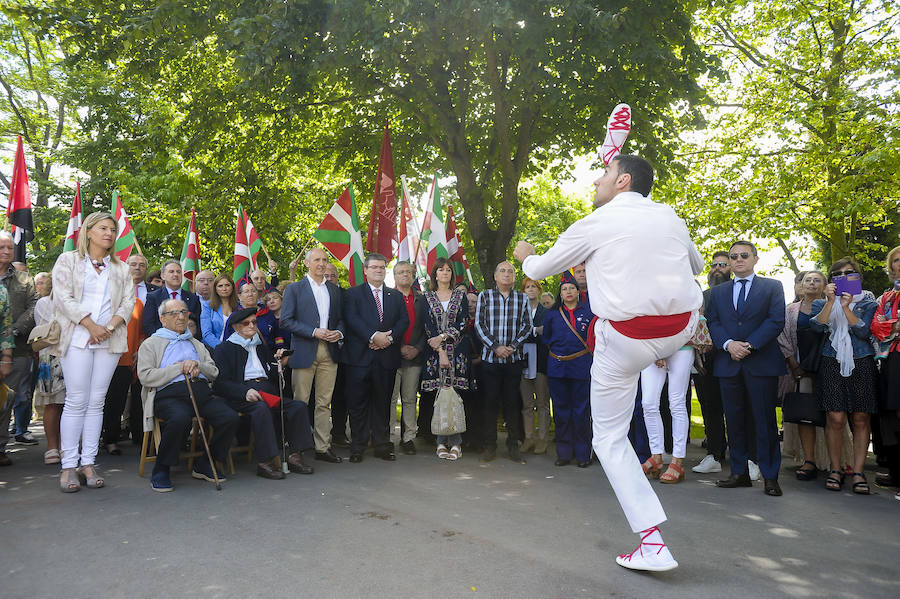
365,121,398,261
63,182,83,251
445,205,474,286
7,135,34,261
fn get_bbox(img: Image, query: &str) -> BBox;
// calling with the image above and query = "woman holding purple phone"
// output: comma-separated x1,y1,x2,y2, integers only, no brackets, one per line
809,257,878,494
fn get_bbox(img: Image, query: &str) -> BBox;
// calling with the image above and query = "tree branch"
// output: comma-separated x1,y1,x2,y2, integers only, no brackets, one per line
776,237,800,274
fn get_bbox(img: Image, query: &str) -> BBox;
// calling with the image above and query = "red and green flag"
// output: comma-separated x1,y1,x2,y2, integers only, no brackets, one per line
111,190,137,261
63,182,83,252
314,183,365,286
233,205,262,282
445,205,474,287
422,175,449,272
180,208,201,291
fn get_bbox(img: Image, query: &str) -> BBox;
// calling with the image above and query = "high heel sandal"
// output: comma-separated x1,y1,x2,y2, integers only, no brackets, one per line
642,455,663,479
77,465,105,489
59,468,81,493
825,469,844,492
851,472,870,495
795,460,818,481
659,462,685,484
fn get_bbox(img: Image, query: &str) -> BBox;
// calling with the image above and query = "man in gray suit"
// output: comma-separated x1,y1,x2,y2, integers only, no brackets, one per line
280,248,345,463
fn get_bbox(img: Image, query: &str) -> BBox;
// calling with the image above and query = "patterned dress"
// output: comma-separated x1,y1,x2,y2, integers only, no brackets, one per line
420,288,470,391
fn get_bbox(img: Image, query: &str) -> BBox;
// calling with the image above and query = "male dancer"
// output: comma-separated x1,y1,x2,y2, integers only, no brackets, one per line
514,154,702,572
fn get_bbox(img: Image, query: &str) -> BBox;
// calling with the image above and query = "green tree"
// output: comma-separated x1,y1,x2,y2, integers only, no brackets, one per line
49,0,716,285
657,0,900,273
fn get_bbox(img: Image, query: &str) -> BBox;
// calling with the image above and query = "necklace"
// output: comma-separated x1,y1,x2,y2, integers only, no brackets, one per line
91,258,106,270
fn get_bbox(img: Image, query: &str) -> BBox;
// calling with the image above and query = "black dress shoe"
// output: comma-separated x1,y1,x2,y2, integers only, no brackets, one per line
315,449,343,463
287,452,315,475
257,461,286,480
764,479,783,496
331,436,351,448
577,461,591,468
716,474,752,488
554,459,570,467
349,453,363,463
375,449,396,461
508,446,526,464
479,447,497,463
400,440,416,455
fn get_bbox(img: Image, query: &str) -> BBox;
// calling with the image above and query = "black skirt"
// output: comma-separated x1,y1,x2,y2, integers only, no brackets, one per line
815,355,878,414
881,350,900,411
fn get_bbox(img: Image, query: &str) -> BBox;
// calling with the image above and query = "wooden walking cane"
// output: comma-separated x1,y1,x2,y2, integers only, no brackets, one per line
183,374,223,491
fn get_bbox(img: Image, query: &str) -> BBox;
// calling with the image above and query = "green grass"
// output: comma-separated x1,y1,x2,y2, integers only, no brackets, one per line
689,387,783,443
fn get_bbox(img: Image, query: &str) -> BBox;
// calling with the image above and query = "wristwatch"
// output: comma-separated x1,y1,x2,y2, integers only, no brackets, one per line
106,323,116,332
387,335,394,345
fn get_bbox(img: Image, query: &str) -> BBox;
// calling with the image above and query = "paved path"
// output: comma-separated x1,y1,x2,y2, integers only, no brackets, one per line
1,425,898,599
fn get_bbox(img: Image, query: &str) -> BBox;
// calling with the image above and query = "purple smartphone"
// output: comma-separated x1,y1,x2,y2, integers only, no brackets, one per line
834,273,862,296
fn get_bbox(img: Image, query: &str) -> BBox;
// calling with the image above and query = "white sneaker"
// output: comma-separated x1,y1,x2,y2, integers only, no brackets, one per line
748,460,761,481
692,454,722,474
615,526,678,572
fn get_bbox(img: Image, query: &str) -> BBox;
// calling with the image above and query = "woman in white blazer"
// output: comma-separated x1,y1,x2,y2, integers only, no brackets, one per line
51,212,135,492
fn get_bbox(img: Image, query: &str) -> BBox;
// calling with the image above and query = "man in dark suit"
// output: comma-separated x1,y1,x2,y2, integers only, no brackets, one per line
342,253,409,462
142,259,202,337
212,307,314,479
706,240,786,496
280,248,345,464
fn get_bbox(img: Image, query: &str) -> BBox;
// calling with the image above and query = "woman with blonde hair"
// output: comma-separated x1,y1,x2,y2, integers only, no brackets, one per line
51,211,135,492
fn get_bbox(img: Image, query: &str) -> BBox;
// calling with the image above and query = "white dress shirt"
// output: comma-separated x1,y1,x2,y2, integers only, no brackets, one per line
522,191,703,321
307,274,331,329
135,281,148,304
70,256,113,349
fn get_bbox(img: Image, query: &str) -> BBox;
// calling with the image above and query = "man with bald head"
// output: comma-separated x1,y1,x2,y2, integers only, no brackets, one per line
474,260,533,463
281,248,346,463
194,270,215,308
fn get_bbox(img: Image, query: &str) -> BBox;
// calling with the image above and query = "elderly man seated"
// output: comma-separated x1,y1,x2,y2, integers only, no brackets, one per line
213,307,315,479
137,299,239,492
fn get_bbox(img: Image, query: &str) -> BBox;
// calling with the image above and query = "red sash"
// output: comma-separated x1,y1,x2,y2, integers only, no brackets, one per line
610,312,691,340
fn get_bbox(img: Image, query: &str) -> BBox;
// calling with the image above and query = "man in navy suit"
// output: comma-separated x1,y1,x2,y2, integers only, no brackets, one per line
342,253,409,462
142,259,202,337
280,248,345,464
706,240,786,496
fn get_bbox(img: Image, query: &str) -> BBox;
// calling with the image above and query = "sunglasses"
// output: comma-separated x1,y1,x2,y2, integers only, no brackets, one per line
729,252,752,260
238,319,258,327
830,269,856,277
710,261,728,268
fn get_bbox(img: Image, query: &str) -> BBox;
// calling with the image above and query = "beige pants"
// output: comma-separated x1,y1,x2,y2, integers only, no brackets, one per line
521,373,551,441
392,363,423,443
292,341,338,452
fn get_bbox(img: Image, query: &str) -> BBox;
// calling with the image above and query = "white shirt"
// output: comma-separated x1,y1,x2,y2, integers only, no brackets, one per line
243,343,267,380
163,286,182,301
307,274,331,329
135,281,148,304
70,256,113,349
732,273,755,310
522,191,703,321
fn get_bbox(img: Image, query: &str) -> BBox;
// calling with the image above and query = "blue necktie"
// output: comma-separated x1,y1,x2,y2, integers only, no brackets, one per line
736,279,747,312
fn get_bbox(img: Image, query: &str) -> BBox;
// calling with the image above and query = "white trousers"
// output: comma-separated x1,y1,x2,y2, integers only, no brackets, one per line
59,346,122,469
640,348,695,459
590,312,698,533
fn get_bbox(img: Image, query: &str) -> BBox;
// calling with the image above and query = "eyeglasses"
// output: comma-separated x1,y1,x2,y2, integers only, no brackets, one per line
162,309,189,317
729,252,752,260
237,319,258,327
710,261,728,268
830,269,857,277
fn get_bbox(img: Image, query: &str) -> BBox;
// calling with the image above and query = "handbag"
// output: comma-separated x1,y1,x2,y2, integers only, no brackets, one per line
431,384,466,435
28,320,60,352
687,317,712,351
782,381,825,428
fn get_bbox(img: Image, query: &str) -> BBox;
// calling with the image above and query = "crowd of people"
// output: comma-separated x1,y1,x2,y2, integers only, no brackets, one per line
1,189,898,506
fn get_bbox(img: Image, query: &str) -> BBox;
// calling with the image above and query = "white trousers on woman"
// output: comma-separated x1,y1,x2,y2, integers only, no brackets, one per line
59,346,121,469
640,348,694,459
590,313,698,533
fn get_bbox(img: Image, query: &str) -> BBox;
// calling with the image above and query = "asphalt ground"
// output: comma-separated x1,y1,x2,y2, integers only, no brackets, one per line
1,422,898,599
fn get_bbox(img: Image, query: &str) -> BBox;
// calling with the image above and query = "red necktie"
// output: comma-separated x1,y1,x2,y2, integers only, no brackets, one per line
171,291,177,300
373,288,383,322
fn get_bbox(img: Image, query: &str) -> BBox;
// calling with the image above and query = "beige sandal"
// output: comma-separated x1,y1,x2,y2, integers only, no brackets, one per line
60,467,81,493
437,444,450,459
44,449,61,465
78,465,105,488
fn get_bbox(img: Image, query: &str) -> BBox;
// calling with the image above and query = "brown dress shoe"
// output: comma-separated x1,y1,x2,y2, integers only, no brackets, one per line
287,452,314,474
0,451,12,466
257,460,286,480
764,479,783,496
533,440,548,455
